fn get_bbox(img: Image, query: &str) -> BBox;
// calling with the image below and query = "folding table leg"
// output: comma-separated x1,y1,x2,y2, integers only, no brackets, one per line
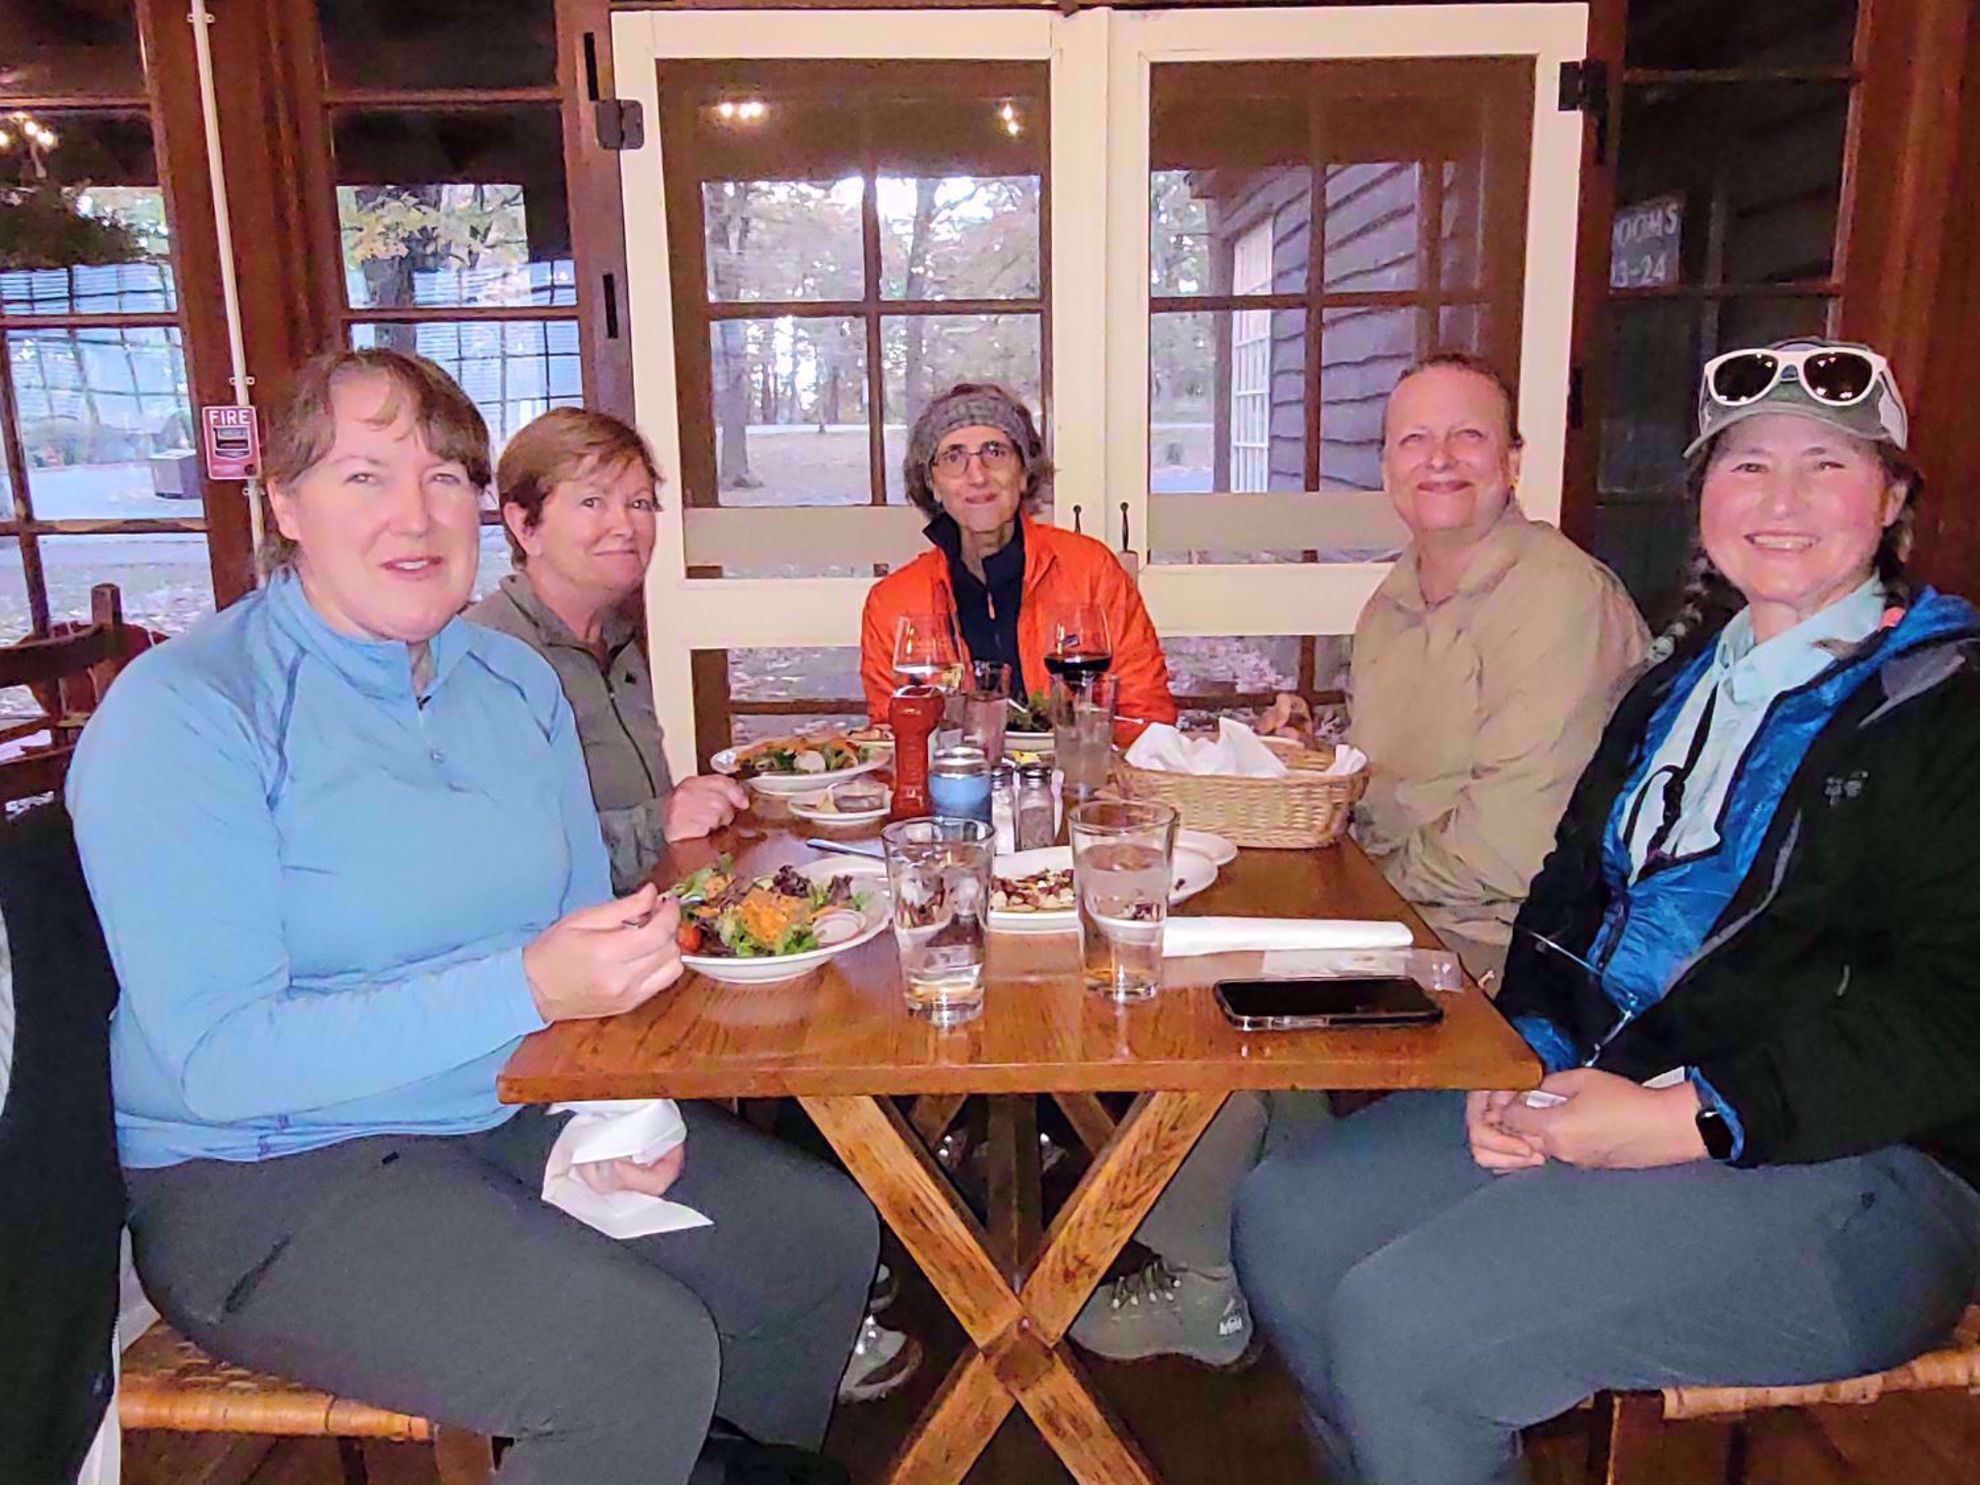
801,1088,1227,1485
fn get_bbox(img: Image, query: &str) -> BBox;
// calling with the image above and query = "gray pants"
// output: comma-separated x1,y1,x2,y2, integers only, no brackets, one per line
1136,1089,1335,1272
126,1102,878,1485
1232,1091,1980,1485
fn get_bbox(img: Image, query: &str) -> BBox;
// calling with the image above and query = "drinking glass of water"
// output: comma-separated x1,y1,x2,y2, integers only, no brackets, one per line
1069,799,1178,1002
962,660,1011,761
881,817,994,1027
1054,673,1118,801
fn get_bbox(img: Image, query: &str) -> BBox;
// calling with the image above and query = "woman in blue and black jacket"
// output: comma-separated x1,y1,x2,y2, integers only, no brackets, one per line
1233,339,1980,1485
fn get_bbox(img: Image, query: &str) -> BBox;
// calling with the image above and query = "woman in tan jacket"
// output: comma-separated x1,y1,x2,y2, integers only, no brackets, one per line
1349,352,1649,981
1071,352,1647,1370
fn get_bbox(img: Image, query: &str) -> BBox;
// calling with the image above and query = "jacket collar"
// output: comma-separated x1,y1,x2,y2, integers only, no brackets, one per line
923,509,1059,601
495,570,639,656
1384,501,1532,614
264,566,473,702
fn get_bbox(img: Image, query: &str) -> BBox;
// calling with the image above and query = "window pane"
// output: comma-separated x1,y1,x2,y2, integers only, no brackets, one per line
1159,168,1312,300
703,180,864,303
718,646,871,749
1148,57,1529,569
1321,306,1418,492
1626,0,1856,71
707,316,868,507
350,318,583,454
0,112,174,314
1324,162,1420,293
729,646,864,704
334,109,574,310
1150,307,1307,501
316,0,555,91
0,0,144,97
29,532,213,637
880,175,1041,301
1614,82,1849,289
1163,635,1301,696
473,521,514,601
882,315,1041,504
1592,295,1834,607
9,326,198,520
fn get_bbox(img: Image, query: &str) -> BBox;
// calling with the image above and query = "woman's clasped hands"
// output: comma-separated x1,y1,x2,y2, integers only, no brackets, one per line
1468,1069,1711,1172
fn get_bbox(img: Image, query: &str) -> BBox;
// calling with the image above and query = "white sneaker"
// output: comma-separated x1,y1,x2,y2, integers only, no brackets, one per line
837,1314,923,1403
869,1262,898,1315
1067,1258,1254,1368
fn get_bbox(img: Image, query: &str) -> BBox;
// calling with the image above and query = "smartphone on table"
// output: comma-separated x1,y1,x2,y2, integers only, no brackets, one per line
1213,975,1444,1031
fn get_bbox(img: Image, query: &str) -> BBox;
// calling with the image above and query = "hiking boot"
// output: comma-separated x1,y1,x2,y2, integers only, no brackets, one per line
836,1314,923,1403
1067,1258,1254,1368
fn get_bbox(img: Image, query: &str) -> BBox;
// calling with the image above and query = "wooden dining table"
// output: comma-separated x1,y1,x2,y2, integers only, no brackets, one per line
499,807,1539,1485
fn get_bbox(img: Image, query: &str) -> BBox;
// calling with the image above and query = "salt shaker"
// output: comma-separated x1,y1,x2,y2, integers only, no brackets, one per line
1015,761,1057,850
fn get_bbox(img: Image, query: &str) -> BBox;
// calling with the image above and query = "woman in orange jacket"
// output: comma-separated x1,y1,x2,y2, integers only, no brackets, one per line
860,382,1178,733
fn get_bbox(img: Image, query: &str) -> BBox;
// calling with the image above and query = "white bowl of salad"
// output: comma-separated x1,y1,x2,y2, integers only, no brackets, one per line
672,855,890,984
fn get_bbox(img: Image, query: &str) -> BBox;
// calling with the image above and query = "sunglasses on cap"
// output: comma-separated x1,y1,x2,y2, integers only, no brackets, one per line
1701,345,1892,410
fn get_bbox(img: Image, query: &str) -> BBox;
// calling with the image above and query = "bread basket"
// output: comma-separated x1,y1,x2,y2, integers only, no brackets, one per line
1110,737,1365,849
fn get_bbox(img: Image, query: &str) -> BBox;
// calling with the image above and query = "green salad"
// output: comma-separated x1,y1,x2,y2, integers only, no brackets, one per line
673,856,869,958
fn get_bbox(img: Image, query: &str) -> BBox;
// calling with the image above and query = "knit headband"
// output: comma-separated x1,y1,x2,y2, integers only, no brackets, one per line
909,390,1032,474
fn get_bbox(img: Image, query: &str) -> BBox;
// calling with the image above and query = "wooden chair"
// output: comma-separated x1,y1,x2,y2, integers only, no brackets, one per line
0,584,137,804
1584,1303,1980,1484
119,1320,496,1484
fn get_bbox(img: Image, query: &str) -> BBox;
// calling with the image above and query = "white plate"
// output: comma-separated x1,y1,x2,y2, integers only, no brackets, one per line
1005,729,1055,756
711,746,888,796
788,784,892,825
1178,829,1238,867
680,857,891,983
987,846,1218,934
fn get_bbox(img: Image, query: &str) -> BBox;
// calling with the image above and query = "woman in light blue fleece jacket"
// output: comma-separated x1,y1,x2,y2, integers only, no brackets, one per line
68,349,875,1485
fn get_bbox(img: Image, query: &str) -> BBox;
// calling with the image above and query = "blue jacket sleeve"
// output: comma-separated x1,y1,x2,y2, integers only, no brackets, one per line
68,670,551,1125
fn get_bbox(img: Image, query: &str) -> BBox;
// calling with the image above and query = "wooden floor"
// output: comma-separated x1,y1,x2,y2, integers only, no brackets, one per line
123,1248,1980,1485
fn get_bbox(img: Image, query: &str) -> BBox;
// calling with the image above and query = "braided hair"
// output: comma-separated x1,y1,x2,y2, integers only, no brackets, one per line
1646,436,1922,666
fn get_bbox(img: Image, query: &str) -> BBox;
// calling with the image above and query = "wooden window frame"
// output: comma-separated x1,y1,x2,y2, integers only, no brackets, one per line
652,55,1055,746
0,1,247,646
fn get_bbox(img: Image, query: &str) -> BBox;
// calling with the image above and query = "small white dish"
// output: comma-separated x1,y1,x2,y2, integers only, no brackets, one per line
1005,729,1056,757
680,857,890,984
789,783,892,825
1177,829,1239,867
987,845,1217,934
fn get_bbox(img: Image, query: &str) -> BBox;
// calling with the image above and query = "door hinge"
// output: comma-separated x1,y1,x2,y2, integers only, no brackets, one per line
1558,59,1610,165
594,98,644,152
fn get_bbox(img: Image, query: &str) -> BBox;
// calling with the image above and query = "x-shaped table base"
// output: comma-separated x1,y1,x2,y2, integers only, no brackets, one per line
801,1089,1229,1485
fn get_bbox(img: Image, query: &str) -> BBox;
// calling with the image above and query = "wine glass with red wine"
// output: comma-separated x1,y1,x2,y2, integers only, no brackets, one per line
1045,605,1114,691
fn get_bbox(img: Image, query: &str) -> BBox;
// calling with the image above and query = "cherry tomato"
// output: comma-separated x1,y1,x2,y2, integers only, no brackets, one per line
677,922,703,954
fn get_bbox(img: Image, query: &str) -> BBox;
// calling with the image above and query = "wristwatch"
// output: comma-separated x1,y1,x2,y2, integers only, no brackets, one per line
1695,1105,1735,1161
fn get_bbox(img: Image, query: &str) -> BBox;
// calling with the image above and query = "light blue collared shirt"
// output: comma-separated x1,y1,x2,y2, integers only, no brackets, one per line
1624,579,1890,875
68,570,612,1169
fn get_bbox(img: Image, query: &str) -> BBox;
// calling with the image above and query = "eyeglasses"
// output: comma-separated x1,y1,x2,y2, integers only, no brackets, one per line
931,440,1017,475
1702,346,1891,410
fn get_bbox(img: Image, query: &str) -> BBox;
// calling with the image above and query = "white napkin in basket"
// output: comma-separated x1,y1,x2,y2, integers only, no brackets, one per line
1125,720,1368,779
1163,917,1414,957
1125,719,1288,777
542,1099,711,1239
